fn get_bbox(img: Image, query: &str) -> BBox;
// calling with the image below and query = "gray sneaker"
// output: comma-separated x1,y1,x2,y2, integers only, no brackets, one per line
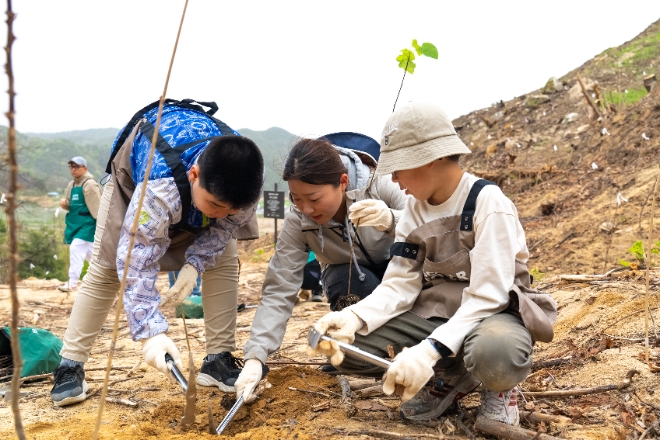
400,361,480,421
50,365,88,407
478,387,520,426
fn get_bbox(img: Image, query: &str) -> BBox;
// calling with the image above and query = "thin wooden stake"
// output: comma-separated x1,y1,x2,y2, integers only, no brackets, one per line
92,1,190,438
645,169,659,365
4,1,25,438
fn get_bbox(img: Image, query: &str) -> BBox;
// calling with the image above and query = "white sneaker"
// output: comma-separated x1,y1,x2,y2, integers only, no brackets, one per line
478,387,520,426
58,283,78,292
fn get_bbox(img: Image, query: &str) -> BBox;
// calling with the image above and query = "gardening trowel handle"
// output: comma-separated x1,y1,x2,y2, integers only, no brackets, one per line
322,335,393,369
165,353,188,392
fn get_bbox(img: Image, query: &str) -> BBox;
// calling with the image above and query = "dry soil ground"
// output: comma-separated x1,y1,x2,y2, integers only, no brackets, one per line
0,228,659,439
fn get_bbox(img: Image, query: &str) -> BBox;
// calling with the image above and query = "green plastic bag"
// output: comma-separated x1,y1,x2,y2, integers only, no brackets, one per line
176,296,204,319
0,327,63,378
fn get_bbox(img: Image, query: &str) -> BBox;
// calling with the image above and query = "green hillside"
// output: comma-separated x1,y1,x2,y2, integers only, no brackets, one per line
238,127,298,192
0,126,296,195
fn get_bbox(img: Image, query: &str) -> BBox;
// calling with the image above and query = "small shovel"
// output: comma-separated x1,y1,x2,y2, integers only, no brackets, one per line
307,327,445,393
165,353,188,392
215,364,270,435
307,326,394,369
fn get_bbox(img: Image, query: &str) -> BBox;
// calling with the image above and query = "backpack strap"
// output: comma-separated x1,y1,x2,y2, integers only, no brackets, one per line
459,179,496,232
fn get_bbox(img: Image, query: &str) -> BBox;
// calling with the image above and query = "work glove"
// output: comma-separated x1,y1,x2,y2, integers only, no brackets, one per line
141,333,183,376
306,309,363,366
235,359,265,403
383,340,441,402
160,263,198,308
348,199,393,232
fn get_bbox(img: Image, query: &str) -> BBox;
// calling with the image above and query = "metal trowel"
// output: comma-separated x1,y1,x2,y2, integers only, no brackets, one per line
307,326,445,393
165,353,188,392
307,326,394,369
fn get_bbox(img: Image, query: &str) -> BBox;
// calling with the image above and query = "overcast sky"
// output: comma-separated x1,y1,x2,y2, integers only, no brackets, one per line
3,1,660,141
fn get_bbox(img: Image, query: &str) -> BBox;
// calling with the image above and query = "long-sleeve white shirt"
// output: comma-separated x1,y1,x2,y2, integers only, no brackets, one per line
348,172,530,355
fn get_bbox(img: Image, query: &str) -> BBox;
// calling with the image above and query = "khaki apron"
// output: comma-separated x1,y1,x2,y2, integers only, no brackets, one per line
393,180,557,343
96,121,258,271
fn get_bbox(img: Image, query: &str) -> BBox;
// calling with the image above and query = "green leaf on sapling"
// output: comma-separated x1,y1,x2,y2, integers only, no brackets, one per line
396,49,416,73
421,42,439,59
412,39,422,55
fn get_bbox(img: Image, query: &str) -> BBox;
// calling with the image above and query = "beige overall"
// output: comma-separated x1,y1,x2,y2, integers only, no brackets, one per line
339,181,557,392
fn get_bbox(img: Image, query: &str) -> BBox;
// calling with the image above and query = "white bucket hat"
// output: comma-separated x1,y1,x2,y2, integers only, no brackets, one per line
376,101,471,176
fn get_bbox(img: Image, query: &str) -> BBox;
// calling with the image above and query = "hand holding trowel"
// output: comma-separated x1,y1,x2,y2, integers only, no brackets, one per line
307,326,445,398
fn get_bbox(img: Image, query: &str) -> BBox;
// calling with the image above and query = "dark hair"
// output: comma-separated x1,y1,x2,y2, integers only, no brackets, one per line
444,154,461,162
283,138,347,187
197,135,264,209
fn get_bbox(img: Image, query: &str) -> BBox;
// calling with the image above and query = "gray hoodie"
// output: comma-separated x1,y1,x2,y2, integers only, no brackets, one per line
243,146,409,364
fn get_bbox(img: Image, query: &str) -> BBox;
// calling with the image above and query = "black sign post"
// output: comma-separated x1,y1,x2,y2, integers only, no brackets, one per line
263,183,285,245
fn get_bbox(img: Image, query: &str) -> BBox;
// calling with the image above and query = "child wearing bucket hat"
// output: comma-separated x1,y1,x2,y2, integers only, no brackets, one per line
308,101,557,425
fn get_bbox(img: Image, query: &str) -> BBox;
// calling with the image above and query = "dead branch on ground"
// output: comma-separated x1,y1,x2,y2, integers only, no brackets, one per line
330,428,441,439
475,416,562,440
523,369,639,398
104,397,137,407
338,376,357,417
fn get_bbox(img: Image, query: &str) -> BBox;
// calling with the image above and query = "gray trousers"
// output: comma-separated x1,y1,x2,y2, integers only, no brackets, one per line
338,311,533,392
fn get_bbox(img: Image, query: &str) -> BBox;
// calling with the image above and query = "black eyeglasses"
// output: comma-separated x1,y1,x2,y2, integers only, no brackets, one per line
68,164,82,170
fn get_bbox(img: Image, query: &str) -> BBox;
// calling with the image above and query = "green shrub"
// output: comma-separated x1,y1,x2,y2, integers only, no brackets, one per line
17,228,67,281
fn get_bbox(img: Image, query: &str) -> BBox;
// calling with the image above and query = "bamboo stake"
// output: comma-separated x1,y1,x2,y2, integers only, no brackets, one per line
4,1,25,438
645,169,658,365
92,2,190,438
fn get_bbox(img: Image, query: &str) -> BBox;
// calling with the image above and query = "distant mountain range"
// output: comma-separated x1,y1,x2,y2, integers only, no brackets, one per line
0,126,297,195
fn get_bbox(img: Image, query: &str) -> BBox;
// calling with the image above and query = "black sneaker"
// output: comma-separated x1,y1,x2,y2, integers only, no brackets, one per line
196,352,243,392
50,365,88,407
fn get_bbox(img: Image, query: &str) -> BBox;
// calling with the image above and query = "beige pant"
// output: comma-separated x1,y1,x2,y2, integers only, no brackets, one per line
60,178,239,362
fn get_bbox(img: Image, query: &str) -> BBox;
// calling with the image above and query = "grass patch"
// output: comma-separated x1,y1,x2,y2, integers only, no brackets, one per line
604,87,648,106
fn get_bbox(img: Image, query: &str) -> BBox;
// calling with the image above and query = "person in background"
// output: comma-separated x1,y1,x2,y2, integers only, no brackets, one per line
235,136,409,403
58,156,101,292
297,251,323,303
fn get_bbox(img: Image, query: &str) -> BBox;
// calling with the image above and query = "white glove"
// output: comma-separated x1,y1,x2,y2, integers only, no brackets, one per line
348,199,393,232
160,263,199,308
141,333,182,376
383,340,441,402
235,359,264,403
306,309,363,366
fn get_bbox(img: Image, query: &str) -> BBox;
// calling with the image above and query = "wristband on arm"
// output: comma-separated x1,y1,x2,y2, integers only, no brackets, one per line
426,338,452,358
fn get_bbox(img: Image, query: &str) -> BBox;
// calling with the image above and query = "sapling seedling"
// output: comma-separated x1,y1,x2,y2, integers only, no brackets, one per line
618,239,660,269
392,39,438,112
